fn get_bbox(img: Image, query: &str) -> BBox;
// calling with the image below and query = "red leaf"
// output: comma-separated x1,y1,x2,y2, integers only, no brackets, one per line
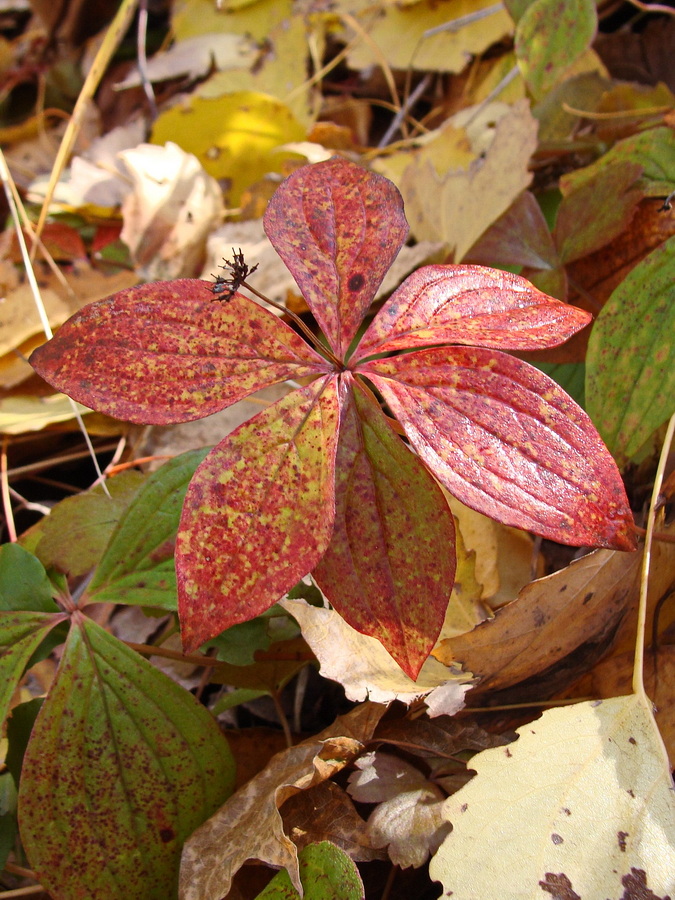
352,265,591,361
263,156,408,358
29,279,330,425
312,375,456,680
176,377,341,652
360,348,635,551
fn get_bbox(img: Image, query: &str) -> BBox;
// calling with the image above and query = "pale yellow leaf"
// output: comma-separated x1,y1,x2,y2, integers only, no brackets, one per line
346,0,513,73
150,92,306,207
173,0,293,42
0,285,70,387
0,394,91,434
429,695,675,898
118,142,223,280
281,597,472,710
401,98,538,261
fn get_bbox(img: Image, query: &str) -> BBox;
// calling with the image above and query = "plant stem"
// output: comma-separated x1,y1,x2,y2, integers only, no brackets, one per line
240,279,343,368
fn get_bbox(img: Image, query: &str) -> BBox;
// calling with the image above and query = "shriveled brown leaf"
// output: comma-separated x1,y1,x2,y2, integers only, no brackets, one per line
434,547,641,694
281,780,384,862
179,704,385,899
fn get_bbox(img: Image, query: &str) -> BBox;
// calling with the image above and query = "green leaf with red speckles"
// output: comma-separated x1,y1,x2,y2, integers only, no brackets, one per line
254,840,364,900
86,449,209,611
29,279,329,426
586,236,675,465
1,612,65,732
176,377,340,653
352,264,591,362
263,156,408,358
312,376,455,680
360,348,635,552
18,616,235,900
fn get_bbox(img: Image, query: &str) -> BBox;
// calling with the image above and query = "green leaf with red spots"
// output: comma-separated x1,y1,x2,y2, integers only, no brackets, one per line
86,449,209,610
263,156,408,358
176,378,340,652
29,279,329,425
312,376,455,680
352,264,591,362
1,612,65,733
18,616,234,900
586,236,675,464
360,348,635,551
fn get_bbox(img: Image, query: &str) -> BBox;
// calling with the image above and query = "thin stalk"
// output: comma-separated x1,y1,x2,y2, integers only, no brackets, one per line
240,279,344,369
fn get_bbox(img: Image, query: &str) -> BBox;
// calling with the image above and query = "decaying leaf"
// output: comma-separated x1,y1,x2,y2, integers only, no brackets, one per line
434,546,641,693
281,597,472,711
429,695,675,898
179,704,386,899
348,752,450,868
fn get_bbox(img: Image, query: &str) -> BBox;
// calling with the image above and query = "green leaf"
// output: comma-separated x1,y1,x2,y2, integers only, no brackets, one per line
204,617,272,666
18,617,235,900
254,841,364,899
515,0,597,99
0,613,63,731
586,236,675,463
5,698,43,787
176,378,340,653
0,772,17,871
87,449,210,610
34,471,146,577
0,544,58,612
560,127,675,199
313,377,456,680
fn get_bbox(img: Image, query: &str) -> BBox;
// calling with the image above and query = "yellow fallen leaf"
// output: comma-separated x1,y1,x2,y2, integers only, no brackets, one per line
345,0,513,73
401,98,538,261
0,394,92,434
429,695,675,898
150,92,306,207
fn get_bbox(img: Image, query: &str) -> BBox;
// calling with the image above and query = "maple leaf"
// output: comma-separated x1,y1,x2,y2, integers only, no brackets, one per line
30,157,636,679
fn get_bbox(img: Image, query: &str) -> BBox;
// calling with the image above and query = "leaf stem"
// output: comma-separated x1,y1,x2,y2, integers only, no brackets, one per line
632,412,675,697
240,278,343,368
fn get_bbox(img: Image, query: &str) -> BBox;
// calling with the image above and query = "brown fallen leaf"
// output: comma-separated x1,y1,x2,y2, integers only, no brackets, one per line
434,547,642,694
179,703,386,899
281,780,384,862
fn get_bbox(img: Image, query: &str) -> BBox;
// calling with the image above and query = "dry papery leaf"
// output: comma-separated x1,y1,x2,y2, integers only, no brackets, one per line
179,702,385,899
348,752,450,869
280,597,472,713
434,545,642,696
429,695,675,898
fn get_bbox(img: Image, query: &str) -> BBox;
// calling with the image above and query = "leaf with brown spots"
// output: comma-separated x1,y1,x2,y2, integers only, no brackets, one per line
176,378,340,652
360,348,636,550
29,279,330,425
312,375,456,679
352,264,590,361
263,155,408,358
18,617,235,900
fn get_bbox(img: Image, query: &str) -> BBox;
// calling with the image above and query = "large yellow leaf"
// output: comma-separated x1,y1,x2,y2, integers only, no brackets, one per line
400,99,538,261
150,91,306,206
346,0,513,73
429,695,675,898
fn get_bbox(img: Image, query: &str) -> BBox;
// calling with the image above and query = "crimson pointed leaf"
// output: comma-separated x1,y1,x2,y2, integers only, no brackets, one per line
313,375,455,680
18,617,234,900
360,348,635,551
353,265,591,361
177,377,340,652
30,279,329,425
263,156,408,358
